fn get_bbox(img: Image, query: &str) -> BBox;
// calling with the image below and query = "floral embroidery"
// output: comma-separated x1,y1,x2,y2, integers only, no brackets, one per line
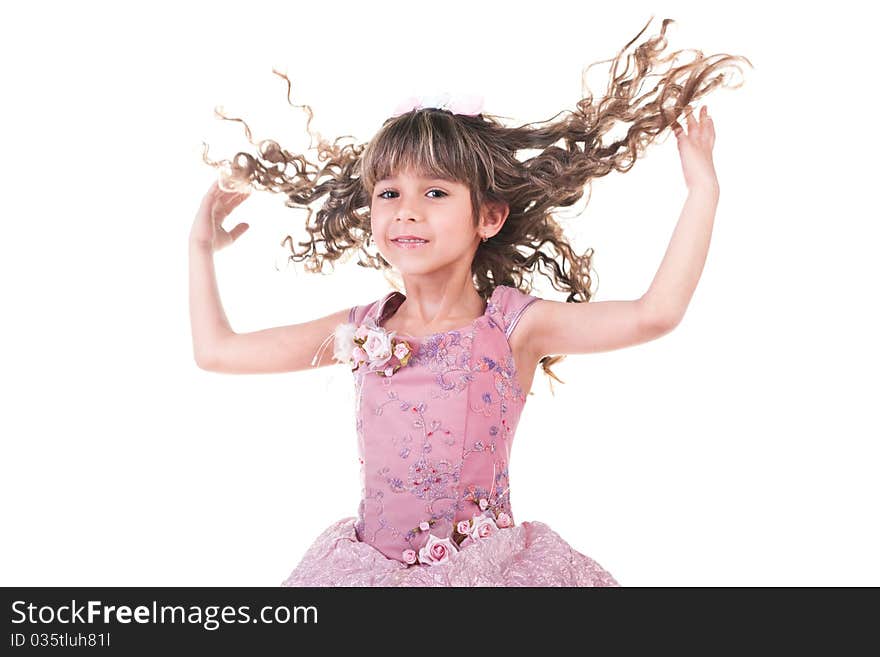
349,286,541,566
462,472,510,520
409,330,477,399
408,456,456,500
327,319,413,377
400,466,516,567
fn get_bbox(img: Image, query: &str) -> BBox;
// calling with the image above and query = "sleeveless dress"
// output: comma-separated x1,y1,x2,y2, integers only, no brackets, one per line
281,284,619,587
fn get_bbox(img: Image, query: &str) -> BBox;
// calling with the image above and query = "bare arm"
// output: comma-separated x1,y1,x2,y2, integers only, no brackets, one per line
642,104,721,326
640,184,720,327
190,240,352,373
202,308,353,374
189,239,233,366
188,181,249,367
519,185,719,359
516,106,722,359
188,180,352,374
516,297,666,361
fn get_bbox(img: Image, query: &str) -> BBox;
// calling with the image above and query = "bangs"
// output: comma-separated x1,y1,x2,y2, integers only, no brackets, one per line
361,110,486,194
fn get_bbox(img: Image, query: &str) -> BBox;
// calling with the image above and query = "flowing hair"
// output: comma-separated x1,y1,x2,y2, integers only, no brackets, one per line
201,16,752,392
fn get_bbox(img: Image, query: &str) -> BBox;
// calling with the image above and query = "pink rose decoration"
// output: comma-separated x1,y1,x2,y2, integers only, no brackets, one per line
402,549,417,565
333,320,412,378
456,520,471,535
496,512,512,528
418,534,459,566
324,319,416,378
419,521,430,531
470,514,499,541
352,346,368,364
478,498,489,511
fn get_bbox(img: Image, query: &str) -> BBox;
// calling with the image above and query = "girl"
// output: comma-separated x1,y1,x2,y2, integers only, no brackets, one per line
189,17,750,586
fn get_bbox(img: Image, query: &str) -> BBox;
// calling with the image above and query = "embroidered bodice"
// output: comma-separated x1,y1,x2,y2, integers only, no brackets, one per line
345,284,539,564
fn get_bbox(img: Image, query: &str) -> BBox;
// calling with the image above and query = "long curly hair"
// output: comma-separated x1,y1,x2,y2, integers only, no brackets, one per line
201,16,751,391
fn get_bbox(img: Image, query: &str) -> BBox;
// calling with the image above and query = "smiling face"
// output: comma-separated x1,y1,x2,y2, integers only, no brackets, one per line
370,168,483,277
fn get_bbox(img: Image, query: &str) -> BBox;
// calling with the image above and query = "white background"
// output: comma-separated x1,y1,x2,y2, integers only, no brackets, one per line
2,1,876,586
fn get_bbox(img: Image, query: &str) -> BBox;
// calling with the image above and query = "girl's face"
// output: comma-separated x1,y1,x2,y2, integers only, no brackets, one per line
370,169,481,277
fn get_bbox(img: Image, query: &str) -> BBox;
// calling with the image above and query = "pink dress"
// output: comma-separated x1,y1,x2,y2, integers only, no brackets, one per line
281,284,619,587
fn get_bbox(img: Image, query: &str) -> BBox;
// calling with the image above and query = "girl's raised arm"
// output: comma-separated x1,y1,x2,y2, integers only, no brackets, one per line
197,308,352,374
516,105,720,361
189,180,349,374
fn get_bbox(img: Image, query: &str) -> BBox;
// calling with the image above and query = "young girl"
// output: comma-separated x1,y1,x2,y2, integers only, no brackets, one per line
189,17,750,586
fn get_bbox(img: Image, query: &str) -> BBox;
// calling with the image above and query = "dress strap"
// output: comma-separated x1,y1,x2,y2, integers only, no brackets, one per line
488,285,541,339
349,291,400,326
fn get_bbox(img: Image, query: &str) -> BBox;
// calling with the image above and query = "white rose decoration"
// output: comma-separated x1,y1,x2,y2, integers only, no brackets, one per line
362,329,394,368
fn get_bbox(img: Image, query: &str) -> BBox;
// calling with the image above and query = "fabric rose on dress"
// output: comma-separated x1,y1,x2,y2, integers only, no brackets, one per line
352,346,368,367
470,513,499,541
496,512,512,528
362,329,394,367
456,520,471,535
402,549,417,565
328,321,413,377
418,534,459,566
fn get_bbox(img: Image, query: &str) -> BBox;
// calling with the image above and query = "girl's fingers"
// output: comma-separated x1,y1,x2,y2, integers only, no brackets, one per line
215,187,251,211
229,223,250,241
685,106,696,131
672,105,696,138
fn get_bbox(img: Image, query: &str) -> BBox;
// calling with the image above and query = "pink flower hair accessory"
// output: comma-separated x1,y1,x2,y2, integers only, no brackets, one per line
391,91,484,118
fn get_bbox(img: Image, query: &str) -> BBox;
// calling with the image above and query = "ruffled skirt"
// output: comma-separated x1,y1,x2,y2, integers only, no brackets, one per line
281,516,620,587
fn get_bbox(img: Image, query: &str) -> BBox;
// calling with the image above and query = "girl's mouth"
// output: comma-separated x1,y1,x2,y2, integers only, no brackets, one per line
391,238,430,249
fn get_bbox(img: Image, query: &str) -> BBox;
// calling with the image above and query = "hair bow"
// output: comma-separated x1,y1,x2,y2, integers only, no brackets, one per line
390,92,484,118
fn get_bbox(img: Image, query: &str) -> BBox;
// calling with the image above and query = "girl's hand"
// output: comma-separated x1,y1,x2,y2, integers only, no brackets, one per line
190,180,252,251
671,105,719,192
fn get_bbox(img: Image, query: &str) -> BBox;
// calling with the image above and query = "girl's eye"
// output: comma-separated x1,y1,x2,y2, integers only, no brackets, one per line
377,189,447,199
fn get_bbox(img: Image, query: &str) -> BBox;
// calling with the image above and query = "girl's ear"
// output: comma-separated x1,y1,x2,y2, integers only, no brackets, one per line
481,200,510,236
